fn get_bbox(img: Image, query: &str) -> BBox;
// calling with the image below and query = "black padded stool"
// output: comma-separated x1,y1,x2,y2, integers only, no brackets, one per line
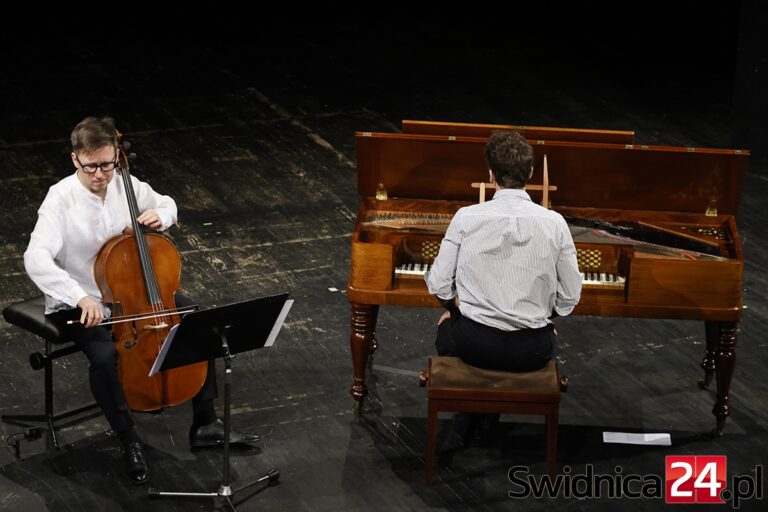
2,296,99,451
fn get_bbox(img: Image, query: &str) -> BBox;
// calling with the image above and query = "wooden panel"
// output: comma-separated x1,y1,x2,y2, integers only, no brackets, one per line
627,256,743,310
356,133,488,202
402,119,635,144
347,282,441,307
356,133,750,214
349,232,394,291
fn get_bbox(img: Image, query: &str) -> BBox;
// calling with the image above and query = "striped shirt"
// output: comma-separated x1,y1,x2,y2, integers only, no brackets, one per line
426,188,582,331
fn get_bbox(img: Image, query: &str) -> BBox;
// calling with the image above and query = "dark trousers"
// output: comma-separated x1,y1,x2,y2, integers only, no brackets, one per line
48,294,217,434
435,310,554,373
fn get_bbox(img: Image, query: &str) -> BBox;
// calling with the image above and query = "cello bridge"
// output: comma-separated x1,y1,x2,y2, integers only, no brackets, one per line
144,323,169,330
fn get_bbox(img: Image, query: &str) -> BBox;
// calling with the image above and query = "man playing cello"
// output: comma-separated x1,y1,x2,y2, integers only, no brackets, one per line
24,116,256,485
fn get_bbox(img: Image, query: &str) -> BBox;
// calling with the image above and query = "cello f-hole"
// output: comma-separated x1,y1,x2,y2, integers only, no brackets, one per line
123,321,139,349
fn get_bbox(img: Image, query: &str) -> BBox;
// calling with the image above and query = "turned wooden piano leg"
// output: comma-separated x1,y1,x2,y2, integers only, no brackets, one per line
368,306,380,369
712,321,738,437
699,321,718,389
349,303,378,413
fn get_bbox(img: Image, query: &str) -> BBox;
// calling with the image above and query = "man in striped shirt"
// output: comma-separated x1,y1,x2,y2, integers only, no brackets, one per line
426,131,582,373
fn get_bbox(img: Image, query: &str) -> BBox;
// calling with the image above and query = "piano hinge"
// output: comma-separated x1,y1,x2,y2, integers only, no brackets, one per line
362,132,372,137
735,149,743,154
705,200,718,216
536,140,545,145
448,136,457,141
639,145,649,150
625,144,634,149
687,146,696,152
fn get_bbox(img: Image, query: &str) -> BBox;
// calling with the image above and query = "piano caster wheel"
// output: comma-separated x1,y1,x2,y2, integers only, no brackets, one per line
367,354,374,369
352,398,362,414
698,372,714,390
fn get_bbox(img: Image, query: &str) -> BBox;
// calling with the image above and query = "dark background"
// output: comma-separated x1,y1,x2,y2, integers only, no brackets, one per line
3,2,766,167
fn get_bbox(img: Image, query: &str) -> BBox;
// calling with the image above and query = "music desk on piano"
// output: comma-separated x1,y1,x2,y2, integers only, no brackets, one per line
347,125,749,436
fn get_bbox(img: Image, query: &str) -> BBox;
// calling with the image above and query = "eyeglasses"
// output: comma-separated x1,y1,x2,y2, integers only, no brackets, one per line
75,152,118,174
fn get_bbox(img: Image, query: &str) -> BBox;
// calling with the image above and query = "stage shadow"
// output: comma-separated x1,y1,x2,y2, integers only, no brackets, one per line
351,412,766,511
0,429,269,511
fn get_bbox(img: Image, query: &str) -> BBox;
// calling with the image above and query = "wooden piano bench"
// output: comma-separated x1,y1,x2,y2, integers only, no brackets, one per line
420,356,567,485
1,296,99,456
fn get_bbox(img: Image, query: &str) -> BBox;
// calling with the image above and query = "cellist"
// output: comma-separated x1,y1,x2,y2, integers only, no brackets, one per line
23,116,257,485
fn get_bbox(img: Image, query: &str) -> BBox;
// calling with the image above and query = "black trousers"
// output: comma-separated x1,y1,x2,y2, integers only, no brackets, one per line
47,294,217,434
435,310,554,373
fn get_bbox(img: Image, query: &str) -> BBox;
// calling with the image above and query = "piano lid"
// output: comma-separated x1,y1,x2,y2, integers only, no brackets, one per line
401,119,635,144
355,132,750,215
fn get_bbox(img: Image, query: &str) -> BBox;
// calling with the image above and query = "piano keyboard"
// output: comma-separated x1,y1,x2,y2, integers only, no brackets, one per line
396,263,625,288
582,272,625,287
395,263,432,276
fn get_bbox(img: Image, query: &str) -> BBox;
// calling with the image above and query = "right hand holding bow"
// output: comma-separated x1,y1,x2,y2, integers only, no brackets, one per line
77,296,104,328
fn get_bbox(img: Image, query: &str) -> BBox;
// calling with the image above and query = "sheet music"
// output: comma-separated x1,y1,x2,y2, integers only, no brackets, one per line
149,323,180,377
602,431,671,446
265,299,293,347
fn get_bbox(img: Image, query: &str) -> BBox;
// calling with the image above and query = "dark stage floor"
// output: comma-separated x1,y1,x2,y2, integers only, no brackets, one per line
1,9,767,512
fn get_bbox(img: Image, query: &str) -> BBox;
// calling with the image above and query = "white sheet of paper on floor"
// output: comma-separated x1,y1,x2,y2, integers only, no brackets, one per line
602,432,671,446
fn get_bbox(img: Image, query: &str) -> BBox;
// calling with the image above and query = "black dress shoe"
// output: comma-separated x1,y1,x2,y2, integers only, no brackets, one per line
189,418,261,449
123,442,149,485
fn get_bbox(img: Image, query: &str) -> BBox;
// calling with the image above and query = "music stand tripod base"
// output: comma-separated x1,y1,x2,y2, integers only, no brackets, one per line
148,468,280,508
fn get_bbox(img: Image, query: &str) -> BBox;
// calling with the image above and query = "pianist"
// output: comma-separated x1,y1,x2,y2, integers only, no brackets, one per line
426,130,582,376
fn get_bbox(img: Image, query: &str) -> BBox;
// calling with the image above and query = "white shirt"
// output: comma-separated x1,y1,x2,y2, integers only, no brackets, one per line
426,188,582,331
24,171,177,313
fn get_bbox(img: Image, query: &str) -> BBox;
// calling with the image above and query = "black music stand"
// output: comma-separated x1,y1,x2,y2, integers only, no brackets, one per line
147,293,293,511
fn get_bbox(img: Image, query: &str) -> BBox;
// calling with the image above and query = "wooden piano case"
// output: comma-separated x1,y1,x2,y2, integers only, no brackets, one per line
347,124,749,435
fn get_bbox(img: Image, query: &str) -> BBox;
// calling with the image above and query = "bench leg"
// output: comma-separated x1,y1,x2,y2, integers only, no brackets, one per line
425,400,438,485
546,406,559,481
1,346,99,453
43,354,60,448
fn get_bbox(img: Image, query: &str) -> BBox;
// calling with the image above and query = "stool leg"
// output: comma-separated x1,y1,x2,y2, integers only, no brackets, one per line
426,400,437,485
546,406,559,482
43,343,60,449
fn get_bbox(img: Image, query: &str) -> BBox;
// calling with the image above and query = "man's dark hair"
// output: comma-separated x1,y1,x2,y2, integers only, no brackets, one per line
484,131,534,188
71,116,118,154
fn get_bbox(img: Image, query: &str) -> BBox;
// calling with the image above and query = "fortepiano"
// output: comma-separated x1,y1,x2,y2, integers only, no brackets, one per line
347,123,749,435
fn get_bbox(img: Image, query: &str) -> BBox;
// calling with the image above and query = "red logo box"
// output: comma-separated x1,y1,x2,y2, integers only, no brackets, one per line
665,455,727,504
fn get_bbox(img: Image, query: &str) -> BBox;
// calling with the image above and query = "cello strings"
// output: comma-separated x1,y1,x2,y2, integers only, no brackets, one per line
118,160,166,326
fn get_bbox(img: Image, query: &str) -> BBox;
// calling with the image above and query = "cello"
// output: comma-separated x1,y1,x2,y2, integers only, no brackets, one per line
93,136,208,411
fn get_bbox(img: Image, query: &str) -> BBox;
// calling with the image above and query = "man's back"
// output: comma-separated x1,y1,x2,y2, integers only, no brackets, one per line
427,188,581,331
